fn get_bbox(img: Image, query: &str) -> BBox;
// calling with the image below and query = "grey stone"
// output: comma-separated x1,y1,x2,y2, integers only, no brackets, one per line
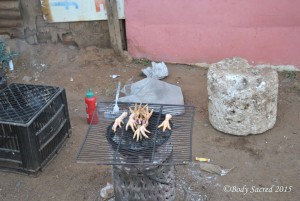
16,181,21,188
22,76,32,82
207,57,278,136
68,45,76,50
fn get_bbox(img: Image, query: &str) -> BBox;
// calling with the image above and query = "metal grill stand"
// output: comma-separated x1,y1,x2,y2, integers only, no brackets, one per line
77,102,195,201
112,132,176,200
113,155,175,201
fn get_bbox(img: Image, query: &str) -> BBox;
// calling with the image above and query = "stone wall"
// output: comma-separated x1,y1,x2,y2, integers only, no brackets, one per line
18,0,112,48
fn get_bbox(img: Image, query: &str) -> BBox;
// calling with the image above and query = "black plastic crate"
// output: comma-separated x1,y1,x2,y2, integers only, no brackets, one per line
0,69,7,91
0,83,71,174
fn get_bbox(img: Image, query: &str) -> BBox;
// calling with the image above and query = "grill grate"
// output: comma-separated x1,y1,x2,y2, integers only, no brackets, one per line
77,102,195,165
0,83,59,125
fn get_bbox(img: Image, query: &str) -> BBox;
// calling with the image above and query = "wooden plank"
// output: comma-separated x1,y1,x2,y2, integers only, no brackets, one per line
0,1,19,10
119,19,127,50
0,19,22,28
19,0,39,44
106,0,123,55
0,27,24,38
0,10,21,19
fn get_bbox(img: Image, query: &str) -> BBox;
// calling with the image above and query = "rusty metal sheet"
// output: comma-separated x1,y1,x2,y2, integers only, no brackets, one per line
41,0,124,23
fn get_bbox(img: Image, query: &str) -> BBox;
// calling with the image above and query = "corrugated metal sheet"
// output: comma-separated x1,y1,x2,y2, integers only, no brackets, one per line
41,0,124,23
0,0,23,38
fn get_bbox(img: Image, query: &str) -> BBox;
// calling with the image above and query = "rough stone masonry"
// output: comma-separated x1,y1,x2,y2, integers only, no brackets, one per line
207,58,278,136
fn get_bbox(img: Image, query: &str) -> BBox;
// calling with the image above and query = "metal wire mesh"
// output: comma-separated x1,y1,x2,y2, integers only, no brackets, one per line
113,158,176,201
0,83,59,125
77,102,195,165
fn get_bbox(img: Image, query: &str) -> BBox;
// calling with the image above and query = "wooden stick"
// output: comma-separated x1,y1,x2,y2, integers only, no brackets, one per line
105,0,123,55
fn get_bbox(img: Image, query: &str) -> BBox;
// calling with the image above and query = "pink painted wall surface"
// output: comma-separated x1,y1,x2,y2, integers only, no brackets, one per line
125,0,300,68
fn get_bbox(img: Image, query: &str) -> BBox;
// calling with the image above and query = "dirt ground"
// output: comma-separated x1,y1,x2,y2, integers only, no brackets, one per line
0,39,299,201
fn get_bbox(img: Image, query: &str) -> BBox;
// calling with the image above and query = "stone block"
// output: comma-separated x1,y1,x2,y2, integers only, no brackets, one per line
207,57,278,135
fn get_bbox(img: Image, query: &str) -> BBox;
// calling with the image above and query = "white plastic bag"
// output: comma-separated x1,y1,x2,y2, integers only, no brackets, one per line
142,62,168,79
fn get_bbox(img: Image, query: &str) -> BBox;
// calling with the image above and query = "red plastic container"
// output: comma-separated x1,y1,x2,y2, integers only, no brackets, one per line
85,89,98,124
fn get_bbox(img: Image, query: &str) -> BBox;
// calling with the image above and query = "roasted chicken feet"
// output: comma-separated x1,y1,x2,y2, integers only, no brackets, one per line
158,114,172,132
126,113,137,132
112,112,128,132
112,103,159,142
133,124,150,141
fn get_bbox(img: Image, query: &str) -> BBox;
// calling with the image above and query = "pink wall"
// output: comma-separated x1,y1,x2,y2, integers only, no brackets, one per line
125,0,300,68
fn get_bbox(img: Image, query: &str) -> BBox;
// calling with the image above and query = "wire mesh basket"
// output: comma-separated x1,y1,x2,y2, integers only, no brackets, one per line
0,70,7,91
0,83,71,174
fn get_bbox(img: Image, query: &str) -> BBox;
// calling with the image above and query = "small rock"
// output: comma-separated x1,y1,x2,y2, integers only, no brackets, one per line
292,131,297,134
100,183,114,199
69,56,76,62
271,178,280,184
70,77,74,82
22,76,32,82
16,181,21,188
85,46,98,51
26,35,37,45
122,51,133,63
68,45,76,50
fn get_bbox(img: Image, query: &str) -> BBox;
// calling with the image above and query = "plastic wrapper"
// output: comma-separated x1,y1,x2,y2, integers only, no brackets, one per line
118,78,184,114
142,62,168,79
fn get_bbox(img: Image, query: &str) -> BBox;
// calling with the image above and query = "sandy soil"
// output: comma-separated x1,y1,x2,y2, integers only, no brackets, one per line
0,40,299,201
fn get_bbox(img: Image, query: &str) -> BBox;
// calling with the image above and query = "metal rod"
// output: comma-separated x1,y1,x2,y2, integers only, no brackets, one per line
189,107,195,162
151,105,163,162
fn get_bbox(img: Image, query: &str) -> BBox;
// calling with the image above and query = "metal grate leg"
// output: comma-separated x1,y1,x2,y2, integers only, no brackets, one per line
112,156,176,201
